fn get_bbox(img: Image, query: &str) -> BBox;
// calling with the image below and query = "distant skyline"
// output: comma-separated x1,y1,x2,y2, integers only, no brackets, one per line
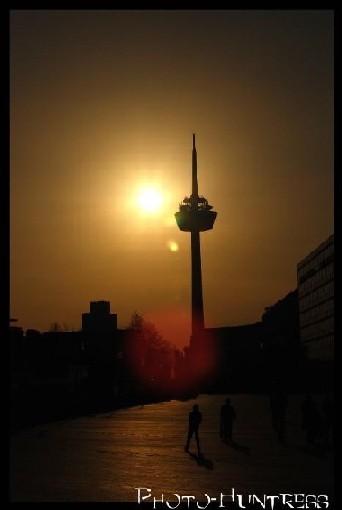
10,10,333,348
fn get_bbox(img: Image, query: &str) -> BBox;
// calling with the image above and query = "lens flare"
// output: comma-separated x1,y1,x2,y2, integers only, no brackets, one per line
168,241,179,252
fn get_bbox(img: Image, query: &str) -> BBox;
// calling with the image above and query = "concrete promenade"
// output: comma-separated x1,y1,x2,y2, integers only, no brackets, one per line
10,394,334,503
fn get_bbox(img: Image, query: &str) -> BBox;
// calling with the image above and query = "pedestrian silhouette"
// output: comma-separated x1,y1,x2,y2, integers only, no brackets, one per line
185,404,202,455
270,389,287,443
220,397,236,443
321,395,333,448
302,394,323,446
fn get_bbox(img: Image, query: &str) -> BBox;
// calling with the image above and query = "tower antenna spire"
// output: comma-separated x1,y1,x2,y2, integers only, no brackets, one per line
192,133,198,199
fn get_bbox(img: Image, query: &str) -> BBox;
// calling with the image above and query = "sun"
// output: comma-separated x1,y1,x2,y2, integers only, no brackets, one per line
137,188,163,212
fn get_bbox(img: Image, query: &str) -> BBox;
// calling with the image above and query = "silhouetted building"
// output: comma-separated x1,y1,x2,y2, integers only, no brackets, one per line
40,331,85,369
297,235,334,360
81,303,130,401
261,290,303,389
10,319,25,372
262,290,300,348
82,300,117,333
203,323,262,392
10,324,23,340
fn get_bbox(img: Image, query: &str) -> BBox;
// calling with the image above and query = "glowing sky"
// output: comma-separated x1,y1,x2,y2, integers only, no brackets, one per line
10,10,334,348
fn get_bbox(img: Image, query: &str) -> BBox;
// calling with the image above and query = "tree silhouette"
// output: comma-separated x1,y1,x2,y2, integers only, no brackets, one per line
126,312,172,394
128,311,144,331
49,322,62,332
48,322,71,332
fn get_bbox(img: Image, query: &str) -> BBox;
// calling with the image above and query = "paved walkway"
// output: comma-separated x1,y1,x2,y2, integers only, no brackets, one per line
10,394,334,502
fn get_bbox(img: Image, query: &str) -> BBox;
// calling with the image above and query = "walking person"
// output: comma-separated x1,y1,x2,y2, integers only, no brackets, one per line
220,397,236,443
185,404,202,455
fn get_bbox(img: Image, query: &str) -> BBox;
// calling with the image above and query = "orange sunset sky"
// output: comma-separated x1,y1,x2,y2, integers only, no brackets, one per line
10,10,333,348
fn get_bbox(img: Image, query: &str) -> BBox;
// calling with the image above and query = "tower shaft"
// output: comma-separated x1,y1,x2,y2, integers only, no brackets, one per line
191,230,204,337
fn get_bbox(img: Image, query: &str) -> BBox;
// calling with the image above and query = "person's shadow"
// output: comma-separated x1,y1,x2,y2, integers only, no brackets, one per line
188,452,214,470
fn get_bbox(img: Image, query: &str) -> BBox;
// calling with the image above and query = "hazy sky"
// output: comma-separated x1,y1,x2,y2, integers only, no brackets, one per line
10,10,334,348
